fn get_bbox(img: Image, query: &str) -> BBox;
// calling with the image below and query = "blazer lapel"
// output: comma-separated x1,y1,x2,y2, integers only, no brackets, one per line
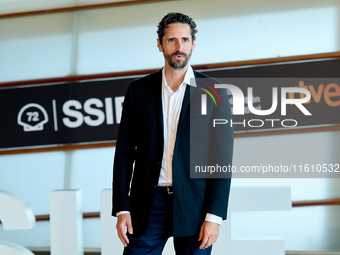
152,70,164,133
178,81,196,130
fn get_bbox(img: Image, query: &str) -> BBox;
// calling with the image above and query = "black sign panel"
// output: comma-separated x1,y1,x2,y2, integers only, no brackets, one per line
0,78,133,150
1,58,340,151
201,58,340,132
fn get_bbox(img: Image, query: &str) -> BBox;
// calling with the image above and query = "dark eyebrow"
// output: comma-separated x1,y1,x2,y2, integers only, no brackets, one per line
166,37,190,41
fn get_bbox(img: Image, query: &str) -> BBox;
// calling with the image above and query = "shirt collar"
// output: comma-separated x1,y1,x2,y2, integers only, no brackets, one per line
162,65,197,88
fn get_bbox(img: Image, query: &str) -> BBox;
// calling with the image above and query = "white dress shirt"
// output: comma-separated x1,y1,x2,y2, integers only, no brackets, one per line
118,66,222,225
158,66,189,186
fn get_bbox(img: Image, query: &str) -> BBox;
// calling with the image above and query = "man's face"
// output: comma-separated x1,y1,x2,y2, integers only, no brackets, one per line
157,23,196,70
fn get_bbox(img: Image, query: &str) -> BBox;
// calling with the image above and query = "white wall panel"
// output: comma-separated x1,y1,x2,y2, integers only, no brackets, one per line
65,147,115,212
195,6,338,64
0,0,74,14
231,205,340,251
0,151,65,215
75,7,164,74
0,221,51,248
75,2,339,75
232,131,340,201
0,14,73,82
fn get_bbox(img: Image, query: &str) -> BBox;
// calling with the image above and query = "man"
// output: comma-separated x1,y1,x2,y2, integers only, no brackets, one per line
112,12,233,254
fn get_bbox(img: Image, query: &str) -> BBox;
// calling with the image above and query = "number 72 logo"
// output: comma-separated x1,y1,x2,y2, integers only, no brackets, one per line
17,103,49,132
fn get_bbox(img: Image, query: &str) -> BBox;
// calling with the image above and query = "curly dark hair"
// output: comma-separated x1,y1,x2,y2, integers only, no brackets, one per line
157,12,197,46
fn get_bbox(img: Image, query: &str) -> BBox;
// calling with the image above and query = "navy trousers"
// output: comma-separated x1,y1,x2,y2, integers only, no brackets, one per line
123,192,212,255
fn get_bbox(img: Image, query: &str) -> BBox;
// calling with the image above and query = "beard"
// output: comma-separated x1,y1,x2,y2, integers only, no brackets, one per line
164,50,192,70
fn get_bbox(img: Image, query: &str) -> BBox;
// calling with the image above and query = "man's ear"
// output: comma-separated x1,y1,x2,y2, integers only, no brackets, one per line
157,39,163,52
192,39,196,51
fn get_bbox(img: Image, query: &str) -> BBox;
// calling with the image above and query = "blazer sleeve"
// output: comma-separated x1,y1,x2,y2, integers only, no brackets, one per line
112,83,136,216
206,85,233,220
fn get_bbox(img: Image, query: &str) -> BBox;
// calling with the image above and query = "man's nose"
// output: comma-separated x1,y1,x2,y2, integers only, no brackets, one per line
175,40,183,52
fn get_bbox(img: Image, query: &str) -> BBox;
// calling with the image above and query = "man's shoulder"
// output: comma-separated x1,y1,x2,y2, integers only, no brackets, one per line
130,69,162,87
193,70,209,79
193,70,223,85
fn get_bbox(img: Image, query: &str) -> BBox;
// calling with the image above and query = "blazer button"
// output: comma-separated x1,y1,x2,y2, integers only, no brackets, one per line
156,162,161,165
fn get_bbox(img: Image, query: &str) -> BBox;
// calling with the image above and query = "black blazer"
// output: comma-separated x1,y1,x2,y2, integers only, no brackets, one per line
112,69,233,237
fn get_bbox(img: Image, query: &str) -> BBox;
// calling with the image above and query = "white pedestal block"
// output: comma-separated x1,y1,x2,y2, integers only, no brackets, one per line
100,189,123,255
50,189,83,255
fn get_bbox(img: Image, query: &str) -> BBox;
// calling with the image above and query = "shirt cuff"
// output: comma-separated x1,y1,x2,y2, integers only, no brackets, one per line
116,211,130,217
205,213,222,225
